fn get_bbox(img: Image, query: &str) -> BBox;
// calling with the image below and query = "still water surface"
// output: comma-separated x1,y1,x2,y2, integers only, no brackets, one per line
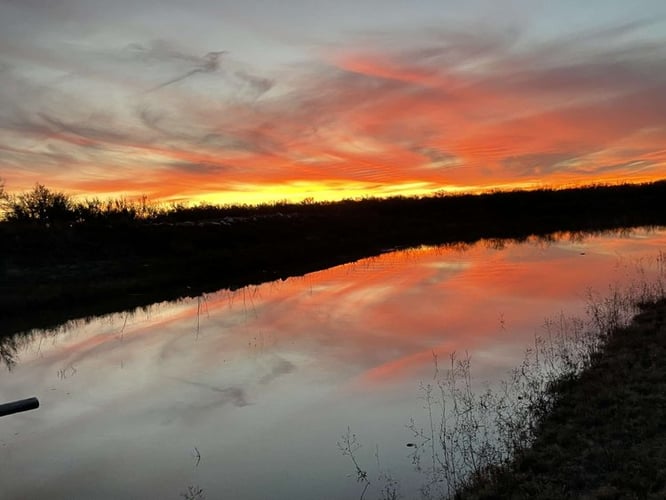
2,229,666,499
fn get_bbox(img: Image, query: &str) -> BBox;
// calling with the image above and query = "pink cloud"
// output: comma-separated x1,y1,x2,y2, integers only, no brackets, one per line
2,23,665,201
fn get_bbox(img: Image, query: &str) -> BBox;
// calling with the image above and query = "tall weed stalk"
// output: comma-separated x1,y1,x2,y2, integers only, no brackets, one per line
343,253,666,499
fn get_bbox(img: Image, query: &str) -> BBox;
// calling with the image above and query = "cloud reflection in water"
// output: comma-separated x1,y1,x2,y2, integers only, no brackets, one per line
2,229,666,499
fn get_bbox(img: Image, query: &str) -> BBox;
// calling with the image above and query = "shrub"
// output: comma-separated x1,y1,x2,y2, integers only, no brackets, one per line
4,183,75,226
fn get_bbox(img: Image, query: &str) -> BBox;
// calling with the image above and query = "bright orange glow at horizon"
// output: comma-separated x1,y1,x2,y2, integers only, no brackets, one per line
2,19,666,205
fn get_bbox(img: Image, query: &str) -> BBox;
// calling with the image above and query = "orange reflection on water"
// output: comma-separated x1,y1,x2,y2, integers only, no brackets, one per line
107,230,662,390
4,229,666,500
22,229,666,393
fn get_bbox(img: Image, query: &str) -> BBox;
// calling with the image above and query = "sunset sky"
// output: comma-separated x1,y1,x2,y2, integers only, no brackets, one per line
1,1,665,205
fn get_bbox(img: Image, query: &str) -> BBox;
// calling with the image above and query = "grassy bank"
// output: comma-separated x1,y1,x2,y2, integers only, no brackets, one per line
332,258,666,499
2,180,666,336
458,297,666,499
387,264,666,499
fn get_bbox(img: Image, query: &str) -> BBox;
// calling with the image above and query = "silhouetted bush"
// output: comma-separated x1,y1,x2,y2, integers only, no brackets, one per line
4,184,75,227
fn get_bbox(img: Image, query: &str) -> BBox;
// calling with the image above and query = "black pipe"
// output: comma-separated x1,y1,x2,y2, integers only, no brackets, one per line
0,397,40,417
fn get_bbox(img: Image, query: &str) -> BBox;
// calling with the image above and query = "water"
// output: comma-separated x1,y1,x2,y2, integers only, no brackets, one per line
1,229,665,499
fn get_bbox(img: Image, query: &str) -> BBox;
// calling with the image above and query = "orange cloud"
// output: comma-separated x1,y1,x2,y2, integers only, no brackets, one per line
2,24,665,202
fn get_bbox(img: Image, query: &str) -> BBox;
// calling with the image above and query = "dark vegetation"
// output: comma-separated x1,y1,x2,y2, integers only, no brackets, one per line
2,180,666,336
458,298,666,499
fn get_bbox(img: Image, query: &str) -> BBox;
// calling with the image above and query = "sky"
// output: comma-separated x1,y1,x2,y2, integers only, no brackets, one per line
1,0,666,205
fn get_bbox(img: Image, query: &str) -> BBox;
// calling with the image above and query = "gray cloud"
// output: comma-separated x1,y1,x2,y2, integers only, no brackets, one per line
37,112,132,145
172,377,250,407
413,147,460,168
501,152,581,177
167,161,231,175
233,69,274,99
147,50,227,92
122,40,273,98
570,159,655,176
259,357,296,385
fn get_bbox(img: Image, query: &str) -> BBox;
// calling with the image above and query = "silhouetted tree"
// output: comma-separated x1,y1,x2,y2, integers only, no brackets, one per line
0,181,10,224
0,179,8,218
5,183,75,226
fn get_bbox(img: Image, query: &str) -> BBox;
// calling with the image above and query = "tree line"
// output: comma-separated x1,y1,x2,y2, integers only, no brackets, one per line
0,182,159,227
3,179,666,229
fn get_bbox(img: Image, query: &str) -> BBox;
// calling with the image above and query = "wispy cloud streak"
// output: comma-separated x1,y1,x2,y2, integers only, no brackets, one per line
147,50,227,92
0,12,665,202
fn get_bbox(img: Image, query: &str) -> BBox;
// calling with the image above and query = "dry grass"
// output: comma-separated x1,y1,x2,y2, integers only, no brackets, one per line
462,298,666,499
341,253,666,499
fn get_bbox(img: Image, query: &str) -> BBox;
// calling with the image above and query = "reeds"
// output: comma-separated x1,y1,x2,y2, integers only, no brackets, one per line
338,428,401,500
342,253,666,499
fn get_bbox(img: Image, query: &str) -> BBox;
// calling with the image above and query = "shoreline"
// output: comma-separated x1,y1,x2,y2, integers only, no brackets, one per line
3,181,666,336
459,298,666,499
2,224,663,337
